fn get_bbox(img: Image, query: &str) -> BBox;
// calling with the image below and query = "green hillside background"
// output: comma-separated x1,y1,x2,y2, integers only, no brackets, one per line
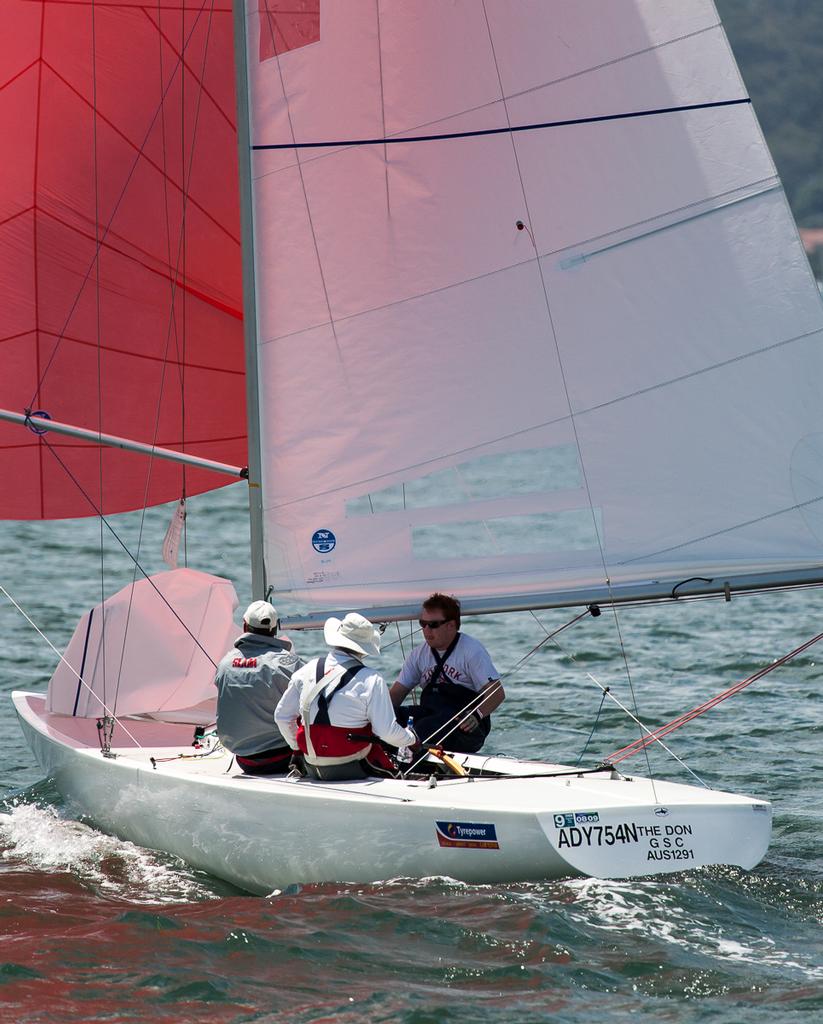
718,0,823,226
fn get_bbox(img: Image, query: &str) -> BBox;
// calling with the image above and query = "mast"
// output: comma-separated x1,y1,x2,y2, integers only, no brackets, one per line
232,0,266,599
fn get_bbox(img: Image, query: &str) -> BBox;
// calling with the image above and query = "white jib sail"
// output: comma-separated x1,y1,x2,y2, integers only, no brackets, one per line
237,1,823,620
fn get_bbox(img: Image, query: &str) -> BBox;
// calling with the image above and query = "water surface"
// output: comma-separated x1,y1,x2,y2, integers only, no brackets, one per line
0,484,820,1022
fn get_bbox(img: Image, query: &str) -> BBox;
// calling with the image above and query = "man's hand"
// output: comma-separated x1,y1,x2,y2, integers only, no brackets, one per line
459,710,483,733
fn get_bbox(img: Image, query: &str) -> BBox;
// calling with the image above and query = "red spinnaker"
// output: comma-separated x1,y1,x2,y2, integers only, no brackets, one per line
0,0,246,519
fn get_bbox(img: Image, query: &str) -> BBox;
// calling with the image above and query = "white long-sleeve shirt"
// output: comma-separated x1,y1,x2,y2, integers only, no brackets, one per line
275,650,415,751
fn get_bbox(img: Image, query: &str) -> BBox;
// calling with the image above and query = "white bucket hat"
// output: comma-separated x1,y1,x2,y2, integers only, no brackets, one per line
323,612,381,658
244,600,278,631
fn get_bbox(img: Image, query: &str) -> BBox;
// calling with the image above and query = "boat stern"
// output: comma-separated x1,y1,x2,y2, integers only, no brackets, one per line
537,792,772,878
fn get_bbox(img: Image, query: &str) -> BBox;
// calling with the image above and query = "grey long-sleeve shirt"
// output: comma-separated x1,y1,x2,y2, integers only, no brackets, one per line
214,632,303,757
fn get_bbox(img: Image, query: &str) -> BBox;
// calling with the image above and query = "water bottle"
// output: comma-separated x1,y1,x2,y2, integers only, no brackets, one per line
397,716,414,765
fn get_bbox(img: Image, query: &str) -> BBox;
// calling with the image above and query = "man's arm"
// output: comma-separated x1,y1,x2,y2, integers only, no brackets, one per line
369,679,417,748
390,646,421,707
273,678,301,749
389,681,410,707
475,679,505,717
458,679,505,733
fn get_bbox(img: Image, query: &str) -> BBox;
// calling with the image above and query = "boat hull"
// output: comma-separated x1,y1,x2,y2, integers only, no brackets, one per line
13,692,772,893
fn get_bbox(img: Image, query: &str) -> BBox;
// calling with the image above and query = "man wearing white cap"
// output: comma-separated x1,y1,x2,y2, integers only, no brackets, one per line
275,612,417,781
214,600,303,774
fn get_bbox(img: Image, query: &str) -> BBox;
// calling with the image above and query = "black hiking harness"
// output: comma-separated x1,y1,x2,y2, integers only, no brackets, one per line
312,656,363,726
417,633,489,730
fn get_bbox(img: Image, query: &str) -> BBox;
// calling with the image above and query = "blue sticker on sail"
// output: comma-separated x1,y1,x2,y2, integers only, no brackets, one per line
435,821,499,849
311,529,336,553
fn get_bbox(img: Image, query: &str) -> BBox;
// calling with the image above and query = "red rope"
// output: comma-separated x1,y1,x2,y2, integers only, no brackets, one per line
605,628,823,765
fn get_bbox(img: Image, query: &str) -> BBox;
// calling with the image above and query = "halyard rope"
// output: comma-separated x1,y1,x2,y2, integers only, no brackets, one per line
605,628,823,764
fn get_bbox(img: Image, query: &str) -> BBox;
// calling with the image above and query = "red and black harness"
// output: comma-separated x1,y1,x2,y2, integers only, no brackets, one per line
296,657,396,773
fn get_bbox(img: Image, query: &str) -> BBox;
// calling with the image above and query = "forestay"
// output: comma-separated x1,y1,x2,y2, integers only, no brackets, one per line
236,1,823,621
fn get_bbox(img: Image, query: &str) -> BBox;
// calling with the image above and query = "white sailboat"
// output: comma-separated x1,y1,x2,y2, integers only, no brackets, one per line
4,1,821,893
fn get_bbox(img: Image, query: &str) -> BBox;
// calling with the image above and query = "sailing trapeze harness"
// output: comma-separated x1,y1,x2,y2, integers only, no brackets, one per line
295,657,376,766
419,634,491,737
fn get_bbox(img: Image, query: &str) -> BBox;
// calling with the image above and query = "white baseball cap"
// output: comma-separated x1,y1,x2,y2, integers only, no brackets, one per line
244,600,278,631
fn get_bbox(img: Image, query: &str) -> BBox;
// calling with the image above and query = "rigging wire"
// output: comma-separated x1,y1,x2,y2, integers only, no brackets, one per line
179,0,189,564
107,0,216,718
393,621,407,662
2,585,226,765
398,668,713,783
475,0,659,799
28,0,216,405
574,688,609,767
525,609,707,786
25,435,221,670
373,0,391,215
90,0,112,743
388,609,681,784
0,586,143,750
48,2,217,722
400,606,604,777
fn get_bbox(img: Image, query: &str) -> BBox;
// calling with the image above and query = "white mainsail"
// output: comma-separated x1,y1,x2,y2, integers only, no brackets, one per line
236,1,823,621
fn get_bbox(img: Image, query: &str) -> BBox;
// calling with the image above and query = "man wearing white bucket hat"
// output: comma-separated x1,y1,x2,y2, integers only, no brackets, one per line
275,612,417,780
214,600,303,775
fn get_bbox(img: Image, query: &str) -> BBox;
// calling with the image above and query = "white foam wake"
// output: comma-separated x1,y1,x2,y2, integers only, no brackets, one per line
560,876,823,982
0,803,216,903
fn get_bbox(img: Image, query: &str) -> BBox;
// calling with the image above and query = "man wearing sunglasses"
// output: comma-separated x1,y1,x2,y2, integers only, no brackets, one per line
389,593,505,754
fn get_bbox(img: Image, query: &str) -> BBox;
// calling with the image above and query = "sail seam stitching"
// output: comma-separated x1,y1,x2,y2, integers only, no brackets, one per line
251,23,726,157
258,177,783,347
37,60,240,244
257,0,350,386
17,325,244,371
480,2,648,774
0,57,39,93
265,325,823,513
37,207,242,317
0,206,36,231
621,492,823,565
28,0,219,405
545,175,780,259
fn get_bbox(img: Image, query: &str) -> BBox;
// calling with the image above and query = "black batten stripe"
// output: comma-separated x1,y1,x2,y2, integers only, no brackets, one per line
252,98,751,151
72,605,95,717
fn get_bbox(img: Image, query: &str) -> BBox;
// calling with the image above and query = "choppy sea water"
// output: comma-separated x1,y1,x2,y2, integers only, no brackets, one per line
0,483,821,1023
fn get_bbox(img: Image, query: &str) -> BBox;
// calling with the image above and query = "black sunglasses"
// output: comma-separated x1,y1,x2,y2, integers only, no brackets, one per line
419,618,451,629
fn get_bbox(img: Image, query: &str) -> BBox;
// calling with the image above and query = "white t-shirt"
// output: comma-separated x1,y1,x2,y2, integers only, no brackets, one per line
396,633,499,695
275,649,415,750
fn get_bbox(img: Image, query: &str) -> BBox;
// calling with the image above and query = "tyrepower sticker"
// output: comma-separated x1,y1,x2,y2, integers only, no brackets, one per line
435,821,499,849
